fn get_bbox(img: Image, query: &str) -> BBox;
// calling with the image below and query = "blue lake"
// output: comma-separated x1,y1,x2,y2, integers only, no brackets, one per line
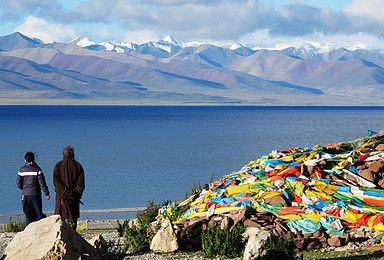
1,106,384,221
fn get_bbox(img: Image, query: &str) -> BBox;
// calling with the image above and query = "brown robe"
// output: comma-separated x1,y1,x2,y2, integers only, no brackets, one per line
53,158,85,221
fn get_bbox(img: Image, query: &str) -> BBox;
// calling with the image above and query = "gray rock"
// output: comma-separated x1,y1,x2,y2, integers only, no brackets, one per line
150,218,178,253
5,215,100,260
88,234,107,248
243,227,272,260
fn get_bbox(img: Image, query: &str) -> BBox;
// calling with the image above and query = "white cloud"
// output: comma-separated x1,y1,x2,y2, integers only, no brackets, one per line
123,29,160,44
240,29,384,50
1,0,59,12
74,0,271,42
344,0,384,24
5,0,384,49
91,26,119,42
78,0,116,21
14,16,77,43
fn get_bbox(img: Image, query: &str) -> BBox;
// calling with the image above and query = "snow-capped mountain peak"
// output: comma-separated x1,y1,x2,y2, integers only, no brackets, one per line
229,42,245,50
71,36,97,47
161,35,178,45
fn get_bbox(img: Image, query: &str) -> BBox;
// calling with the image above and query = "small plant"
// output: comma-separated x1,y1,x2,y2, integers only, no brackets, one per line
119,200,162,253
123,224,150,252
4,216,26,232
94,239,126,260
117,220,130,237
209,171,215,185
185,180,203,199
263,236,297,260
201,223,246,259
136,200,161,229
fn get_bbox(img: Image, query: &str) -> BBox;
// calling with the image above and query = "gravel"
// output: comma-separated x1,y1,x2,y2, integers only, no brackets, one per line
0,233,15,259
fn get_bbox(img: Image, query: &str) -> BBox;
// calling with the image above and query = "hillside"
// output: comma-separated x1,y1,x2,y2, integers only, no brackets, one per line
0,32,383,105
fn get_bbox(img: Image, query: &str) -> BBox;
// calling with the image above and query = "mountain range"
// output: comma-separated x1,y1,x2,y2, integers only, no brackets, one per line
0,32,384,105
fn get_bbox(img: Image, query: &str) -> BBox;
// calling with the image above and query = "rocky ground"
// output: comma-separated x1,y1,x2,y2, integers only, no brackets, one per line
2,229,384,260
0,230,206,260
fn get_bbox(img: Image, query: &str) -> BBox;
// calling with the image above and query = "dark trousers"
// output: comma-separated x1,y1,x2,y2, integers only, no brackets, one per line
22,195,46,225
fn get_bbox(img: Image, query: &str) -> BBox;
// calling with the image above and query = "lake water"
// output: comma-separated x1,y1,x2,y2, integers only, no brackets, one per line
1,106,384,221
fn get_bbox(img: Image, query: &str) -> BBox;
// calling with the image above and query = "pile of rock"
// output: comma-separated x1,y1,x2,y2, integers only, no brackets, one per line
150,131,384,257
151,206,382,258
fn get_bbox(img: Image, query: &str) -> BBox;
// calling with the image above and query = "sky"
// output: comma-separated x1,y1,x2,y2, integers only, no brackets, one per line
0,0,384,49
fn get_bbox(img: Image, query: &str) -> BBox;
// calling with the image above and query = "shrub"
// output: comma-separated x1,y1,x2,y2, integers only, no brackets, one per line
184,172,214,199
185,180,202,199
123,224,150,252
136,200,161,229
201,223,246,259
263,236,297,260
118,200,161,253
3,217,26,232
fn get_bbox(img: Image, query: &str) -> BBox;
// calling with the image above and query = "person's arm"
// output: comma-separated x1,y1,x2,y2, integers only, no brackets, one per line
74,163,85,199
38,168,50,198
16,173,23,190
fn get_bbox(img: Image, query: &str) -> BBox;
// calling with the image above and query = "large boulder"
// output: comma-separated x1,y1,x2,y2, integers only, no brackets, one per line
243,227,272,260
150,218,178,252
5,215,100,260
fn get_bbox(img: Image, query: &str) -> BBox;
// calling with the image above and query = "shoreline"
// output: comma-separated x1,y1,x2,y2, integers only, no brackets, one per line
0,207,146,224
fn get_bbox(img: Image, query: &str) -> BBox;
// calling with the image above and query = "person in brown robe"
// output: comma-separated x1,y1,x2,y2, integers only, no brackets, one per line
53,145,85,229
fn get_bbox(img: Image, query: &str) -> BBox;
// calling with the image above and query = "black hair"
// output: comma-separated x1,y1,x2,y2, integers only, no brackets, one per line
24,152,35,164
63,145,75,159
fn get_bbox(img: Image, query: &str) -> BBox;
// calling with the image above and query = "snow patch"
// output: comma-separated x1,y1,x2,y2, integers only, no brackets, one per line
161,35,178,45
154,42,172,53
229,42,245,50
73,37,97,47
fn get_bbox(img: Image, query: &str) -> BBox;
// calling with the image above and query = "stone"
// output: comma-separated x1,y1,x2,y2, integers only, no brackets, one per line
368,161,384,173
327,236,346,247
220,217,232,230
150,218,178,253
378,179,384,189
355,164,367,171
307,238,322,249
230,207,247,232
360,147,372,153
4,215,100,260
243,227,272,260
359,169,375,182
362,245,384,253
188,216,205,226
340,233,350,244
296,231,303,239
375,144,384,151
312,230,327,241
243,219,261,228
208,218,217,228
281,231,293,240
272,228,279,237
88,234,107,248
294,239,306,250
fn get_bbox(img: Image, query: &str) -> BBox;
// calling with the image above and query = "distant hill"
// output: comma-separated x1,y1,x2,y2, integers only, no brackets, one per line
0,32,384,105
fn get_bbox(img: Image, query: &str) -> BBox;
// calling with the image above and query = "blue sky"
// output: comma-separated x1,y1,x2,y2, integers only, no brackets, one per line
0,0,383,49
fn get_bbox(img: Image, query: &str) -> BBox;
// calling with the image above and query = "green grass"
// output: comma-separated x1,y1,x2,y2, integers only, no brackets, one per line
299,248,384,259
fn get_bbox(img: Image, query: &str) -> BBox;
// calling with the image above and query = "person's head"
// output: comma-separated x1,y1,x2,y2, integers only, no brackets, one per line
24,152,35,164
62,145,75,159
